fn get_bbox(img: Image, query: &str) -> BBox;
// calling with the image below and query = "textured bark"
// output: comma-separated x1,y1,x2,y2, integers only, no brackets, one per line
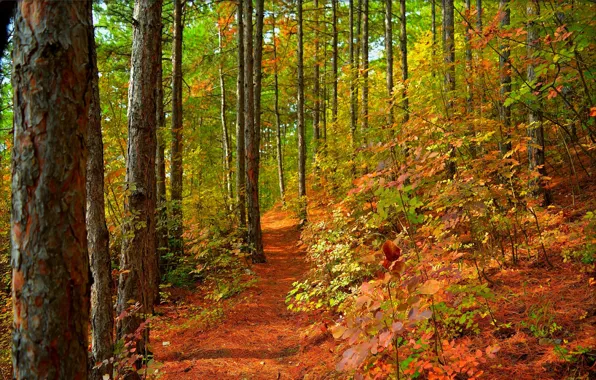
156,18,169,272
443,0,455,98
384,0,394,126
313,0,321,151
236,0,246,227
218,24,233,208
361,0,369,132
272,16,286,203
349,0,357,149
297,0,307,217
443,0,456,177
399,0,408,123
87,2,114,378
526,0,551,204
499,0,512,154
117,0,162,364
244,0,265,262
465,0,473,113
170,0,184,256
11,1,91,378
332,0,338,123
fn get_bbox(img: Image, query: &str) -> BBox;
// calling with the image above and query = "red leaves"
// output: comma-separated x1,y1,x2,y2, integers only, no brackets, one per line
382,240,401,269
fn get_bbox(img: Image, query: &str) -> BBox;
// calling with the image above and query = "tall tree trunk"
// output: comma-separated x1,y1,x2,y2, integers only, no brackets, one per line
432,0,436,47
443,0,456,177
236,0,247,226
332,0,339,124
156,14,169,273
443,0,455,102
526,0,551,205
244,0,265,262
499,0,512,154
465,0,473,113
361,0,369,133
313,0,321,153
272,15,286,203
170,0,184,256
219,23,233,209
87,2,114,378
385,0,394,126
117,0,162,366
11,1,91,377
399,0,408,123
349,0,357,150
297,0,307,220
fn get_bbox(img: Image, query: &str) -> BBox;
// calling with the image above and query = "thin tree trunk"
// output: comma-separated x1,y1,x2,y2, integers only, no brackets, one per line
349,0,357,149
156,15,169,273
499,0,512,154
117,0,162,368
272,15,286,202
526,0,551,205
361,0,369,133
465,0,473,114
170,0,184,256
87,2,114,378
443,0,456,177
332,0,339,124
297,0,307,220
244,0,265,262
385,0,394,126
399,0,408,123
313,0,321,153
236,0,246,226
11,1,91,377
218,23,233,209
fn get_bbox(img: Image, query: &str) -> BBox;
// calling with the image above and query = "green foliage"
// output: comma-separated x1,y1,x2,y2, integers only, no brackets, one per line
520,301,563,339
287,211,375,312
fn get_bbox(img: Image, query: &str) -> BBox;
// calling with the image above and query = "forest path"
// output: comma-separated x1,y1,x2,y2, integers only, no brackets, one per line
152,207,335,379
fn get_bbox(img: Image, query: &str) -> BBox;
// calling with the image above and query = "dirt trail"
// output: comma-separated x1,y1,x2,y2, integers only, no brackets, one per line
153,208,336,379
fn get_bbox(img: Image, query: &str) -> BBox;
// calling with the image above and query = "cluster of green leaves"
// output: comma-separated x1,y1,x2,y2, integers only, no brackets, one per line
287,211,376,312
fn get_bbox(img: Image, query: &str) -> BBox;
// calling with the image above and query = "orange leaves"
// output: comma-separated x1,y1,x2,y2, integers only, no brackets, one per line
382,240,405,273
590,107,596,117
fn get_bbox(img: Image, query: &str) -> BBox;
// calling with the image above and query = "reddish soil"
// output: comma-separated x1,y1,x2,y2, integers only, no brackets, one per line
152,208,337,379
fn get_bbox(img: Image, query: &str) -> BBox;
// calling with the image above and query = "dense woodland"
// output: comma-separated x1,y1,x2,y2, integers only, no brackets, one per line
0,0,595,379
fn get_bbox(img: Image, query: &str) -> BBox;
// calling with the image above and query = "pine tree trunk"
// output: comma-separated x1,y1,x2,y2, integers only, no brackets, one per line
117,0,162,366
272,15,286,203
385,0,394,126
399,0,409,123
526,0,551,205
332,0,339,124
156,17,169,274
313,0,321,152
297,0,307,221
87,2,114,378
349,0,358,150
236,0,247,227
219,24,233,209
443,0,455,100
170,0,184,256
499,0,512,154
244,0,265,262
361,0,369,133
443,0,456,177
11,1,91,377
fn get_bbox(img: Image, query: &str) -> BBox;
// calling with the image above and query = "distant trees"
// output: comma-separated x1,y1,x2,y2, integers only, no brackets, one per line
11,1,91,377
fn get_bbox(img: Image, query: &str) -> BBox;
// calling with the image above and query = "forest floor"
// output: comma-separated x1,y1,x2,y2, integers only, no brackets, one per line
151,207,337,379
